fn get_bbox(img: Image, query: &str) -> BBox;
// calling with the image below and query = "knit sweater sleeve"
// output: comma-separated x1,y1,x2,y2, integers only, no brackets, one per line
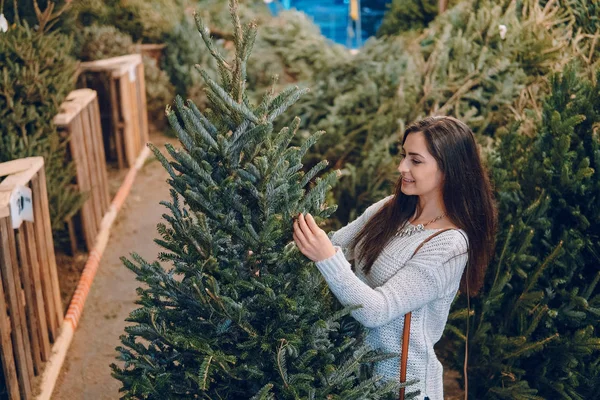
315,230,469,328
328,195,393,261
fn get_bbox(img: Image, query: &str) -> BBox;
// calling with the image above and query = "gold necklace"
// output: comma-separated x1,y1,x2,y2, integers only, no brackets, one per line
395,213,447,238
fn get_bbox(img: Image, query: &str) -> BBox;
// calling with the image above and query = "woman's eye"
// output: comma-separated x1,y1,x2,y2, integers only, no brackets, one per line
400,154,421,164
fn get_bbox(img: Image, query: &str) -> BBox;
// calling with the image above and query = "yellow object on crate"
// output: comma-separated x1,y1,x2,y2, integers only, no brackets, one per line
350,0,359,21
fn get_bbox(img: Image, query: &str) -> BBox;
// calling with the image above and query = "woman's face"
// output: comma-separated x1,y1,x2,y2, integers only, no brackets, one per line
397,131,444,198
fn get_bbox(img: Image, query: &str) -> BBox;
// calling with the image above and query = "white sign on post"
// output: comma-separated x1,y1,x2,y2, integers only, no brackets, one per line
129,65,136,82
10,185,34,229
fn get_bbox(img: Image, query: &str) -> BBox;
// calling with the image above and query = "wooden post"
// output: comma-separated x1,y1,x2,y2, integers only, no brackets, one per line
1,210,34,399
0,157,64,399
439,0,448,14
0,254,21,399
34,167,63,334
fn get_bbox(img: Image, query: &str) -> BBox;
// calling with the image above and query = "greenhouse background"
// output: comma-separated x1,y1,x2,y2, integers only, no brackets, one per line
267,0,391,47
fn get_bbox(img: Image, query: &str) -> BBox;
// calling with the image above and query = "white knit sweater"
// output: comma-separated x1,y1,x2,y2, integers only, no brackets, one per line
315,195,469,400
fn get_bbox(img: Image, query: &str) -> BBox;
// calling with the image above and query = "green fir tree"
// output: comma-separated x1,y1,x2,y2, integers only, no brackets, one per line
0,9,85,247
111,1,409,398
443,63,600,399
377,0,459,37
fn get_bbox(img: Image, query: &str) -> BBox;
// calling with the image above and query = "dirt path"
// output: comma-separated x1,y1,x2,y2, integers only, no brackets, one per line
52,133,178,400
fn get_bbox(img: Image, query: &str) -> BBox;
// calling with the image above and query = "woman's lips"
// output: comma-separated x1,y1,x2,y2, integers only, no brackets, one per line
403,178,415,183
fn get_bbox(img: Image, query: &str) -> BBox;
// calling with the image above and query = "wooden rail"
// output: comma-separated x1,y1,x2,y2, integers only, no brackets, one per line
133,43,167,64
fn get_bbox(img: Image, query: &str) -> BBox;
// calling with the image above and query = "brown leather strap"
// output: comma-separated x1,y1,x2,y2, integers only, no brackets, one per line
464,267,470,400
399,312,412,400
399,228,454,400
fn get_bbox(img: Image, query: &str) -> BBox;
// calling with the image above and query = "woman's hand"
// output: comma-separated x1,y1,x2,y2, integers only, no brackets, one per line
292,213,337,262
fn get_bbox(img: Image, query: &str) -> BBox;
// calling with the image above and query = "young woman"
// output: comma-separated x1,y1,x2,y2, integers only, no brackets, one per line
292,116,498,400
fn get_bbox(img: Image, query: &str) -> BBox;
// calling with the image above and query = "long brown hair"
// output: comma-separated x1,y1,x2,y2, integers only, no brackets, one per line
351,116,498,297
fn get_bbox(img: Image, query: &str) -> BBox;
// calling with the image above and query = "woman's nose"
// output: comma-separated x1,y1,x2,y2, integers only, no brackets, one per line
398,159,408,174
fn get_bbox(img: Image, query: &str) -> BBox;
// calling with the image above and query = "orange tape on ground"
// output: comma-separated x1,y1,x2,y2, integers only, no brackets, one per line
64,146,150,330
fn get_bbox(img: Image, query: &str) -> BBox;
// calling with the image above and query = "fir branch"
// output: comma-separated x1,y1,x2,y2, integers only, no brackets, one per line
239,22,258,99
274,117,300,155
293,349,318,370
445,323,468,341
299,130,326,160
148,143,177,181
267,86,304,115
229,0,244,103
197,68,259,124
231,119,250,142
256,75,279,116
524,305,549,337
298,171,338,213
173,97,205,151
300,160,329,188
519,240,564,302
200,356,213,390
490,224,514,296
583,271,600,300
237,168,258,183
177,151,216,187
228,122,272,160
241,21,258,63
277,339,290,388
183,109,219,151
187,100,218,136
166,105,195,153
502,333,560,360
267,87,310,123
33,0,71,34
193,11,232,72
249,383,275,400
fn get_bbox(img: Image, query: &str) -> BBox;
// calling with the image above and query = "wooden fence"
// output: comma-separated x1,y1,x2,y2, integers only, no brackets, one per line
133,43,167,64
78,54,149,169
0,157,63,400
53,89,111,253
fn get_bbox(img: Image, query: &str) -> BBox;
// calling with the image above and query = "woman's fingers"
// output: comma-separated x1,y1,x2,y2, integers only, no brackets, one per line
305,213,321,234
293,219,308,248
297,213,316,236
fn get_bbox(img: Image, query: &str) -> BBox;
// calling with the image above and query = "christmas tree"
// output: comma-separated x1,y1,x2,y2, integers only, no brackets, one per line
443,63,600,398
377,0,460,37
111,1,406,398
0,2,85,246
